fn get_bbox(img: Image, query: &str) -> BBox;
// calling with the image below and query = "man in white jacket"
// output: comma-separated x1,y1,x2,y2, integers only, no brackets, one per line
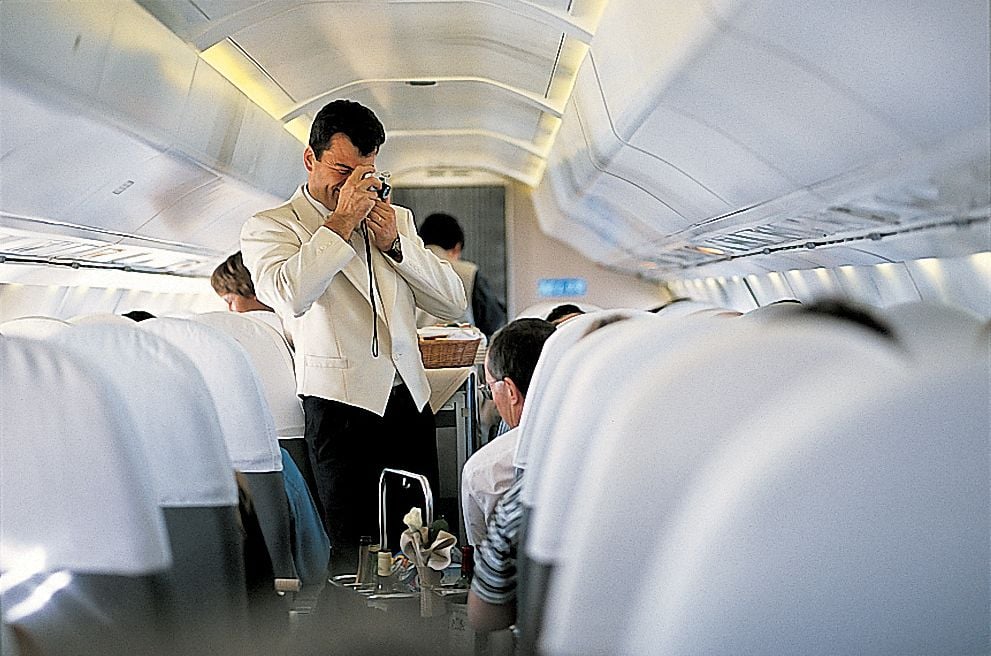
241,99,467,572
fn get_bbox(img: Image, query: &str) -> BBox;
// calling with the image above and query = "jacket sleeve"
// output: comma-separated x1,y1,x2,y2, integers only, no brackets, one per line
240,210,357,318
388,207,468,321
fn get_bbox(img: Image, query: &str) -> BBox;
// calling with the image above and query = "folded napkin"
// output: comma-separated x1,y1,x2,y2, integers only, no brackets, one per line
400,527,458,571
418,325,486,344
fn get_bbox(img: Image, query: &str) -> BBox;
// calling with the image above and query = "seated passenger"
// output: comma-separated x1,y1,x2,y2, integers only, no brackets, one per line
211,251,292,347
461,319,555,547
280,448,331,586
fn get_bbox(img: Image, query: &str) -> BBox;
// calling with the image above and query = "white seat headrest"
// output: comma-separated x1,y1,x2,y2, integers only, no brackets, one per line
0,316,71,339
189,312,303,439
141,318,282,473
67,313,134,326
622,359,988,655
540,320,907,656
514,309,648,471
883,301,986,363
523,314,726,548
49,323,238,507
0,336,171,575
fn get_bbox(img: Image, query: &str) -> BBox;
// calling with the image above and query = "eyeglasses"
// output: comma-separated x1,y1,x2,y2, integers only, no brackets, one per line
478,378,504,400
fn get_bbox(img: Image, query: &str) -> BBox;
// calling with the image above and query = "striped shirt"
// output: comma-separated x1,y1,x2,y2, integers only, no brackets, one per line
471,475,525,605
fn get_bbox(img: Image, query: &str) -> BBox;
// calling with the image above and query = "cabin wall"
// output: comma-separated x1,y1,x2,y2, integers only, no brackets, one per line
667,252,991,318
506,182,668,317
0,263,223,323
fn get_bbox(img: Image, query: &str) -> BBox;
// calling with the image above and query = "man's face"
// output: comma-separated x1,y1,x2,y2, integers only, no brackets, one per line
304,133,377,211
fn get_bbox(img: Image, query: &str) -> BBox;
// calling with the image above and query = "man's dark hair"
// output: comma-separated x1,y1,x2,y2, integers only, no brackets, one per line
545,304,584,324
419,213,465,250
309,99,386,159
487,318,556,397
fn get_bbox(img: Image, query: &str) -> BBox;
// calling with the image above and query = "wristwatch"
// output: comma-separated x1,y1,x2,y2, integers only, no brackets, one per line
385,236,403,262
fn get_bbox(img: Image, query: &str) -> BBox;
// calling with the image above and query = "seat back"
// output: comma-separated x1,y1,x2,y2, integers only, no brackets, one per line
623,359,989,655
190,311,302,440
1,336,173,655
0,316,71,338
47,322,248,655
519,314,727,653
883,300,986,364
67,313,134,326
539,319,906,656
513,310,646,472
190,312,318,508
139,318,294,581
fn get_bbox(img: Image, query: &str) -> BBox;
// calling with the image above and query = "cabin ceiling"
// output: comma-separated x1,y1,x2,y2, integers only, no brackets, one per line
0,0,988,280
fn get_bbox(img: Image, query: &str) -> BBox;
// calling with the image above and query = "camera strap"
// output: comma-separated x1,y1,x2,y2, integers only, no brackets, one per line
360,221,380,358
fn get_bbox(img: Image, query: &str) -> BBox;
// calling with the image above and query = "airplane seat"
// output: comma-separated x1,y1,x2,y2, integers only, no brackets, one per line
882,300,986,365
45,322,250,656
0,336,173,656
621,358,989,656
740,299,805,324
187,312,316,501
649,299,726,319
0,316,72,338
538,319,908,656
510,309,647,655
518,313,722,655
139,317,297,651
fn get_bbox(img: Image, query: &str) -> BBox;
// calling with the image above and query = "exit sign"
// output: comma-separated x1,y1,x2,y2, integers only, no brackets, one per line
538,278,587,297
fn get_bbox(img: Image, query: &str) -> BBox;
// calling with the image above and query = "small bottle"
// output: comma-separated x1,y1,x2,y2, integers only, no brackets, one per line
361,544,380,590
355,535,373,584
375,551,395,593
455,545,474,588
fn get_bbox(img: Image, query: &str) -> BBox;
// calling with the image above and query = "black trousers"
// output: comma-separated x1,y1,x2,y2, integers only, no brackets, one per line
302,384,438,574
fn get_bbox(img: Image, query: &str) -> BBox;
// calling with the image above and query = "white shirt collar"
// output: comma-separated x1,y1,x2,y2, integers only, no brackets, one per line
301,183,333,218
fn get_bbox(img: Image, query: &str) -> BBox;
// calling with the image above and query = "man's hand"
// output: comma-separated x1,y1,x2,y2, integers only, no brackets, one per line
366,199,399,252
323,165,378,240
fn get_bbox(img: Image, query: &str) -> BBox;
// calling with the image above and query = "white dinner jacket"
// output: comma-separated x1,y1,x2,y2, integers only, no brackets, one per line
241,186,468,416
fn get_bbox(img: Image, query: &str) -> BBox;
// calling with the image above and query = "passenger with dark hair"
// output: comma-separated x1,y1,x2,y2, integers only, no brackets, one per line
461,318,556,547
241,99,467,572
544,303,584,325
210,251,292,347
417,212,506,337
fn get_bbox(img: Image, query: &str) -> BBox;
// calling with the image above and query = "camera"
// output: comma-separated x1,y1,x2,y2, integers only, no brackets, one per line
369,171,391,200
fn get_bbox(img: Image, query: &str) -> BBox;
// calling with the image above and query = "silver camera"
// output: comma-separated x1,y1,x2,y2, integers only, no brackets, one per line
371,171,391,200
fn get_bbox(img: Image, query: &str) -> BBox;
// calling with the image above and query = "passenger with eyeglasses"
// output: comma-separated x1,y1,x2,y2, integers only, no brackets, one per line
461,318,555,550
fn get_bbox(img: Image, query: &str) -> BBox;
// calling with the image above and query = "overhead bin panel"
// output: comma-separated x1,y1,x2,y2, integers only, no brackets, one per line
568,61,732,219
720,0,990,144
624,104,790,211
229,3,564,106
0,1,118,107
652,29,911,189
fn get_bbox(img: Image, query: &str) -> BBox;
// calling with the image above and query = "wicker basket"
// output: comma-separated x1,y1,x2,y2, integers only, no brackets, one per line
418,337,481,369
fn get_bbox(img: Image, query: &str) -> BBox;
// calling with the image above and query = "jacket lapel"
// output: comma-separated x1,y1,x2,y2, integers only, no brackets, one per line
290,189,375,309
